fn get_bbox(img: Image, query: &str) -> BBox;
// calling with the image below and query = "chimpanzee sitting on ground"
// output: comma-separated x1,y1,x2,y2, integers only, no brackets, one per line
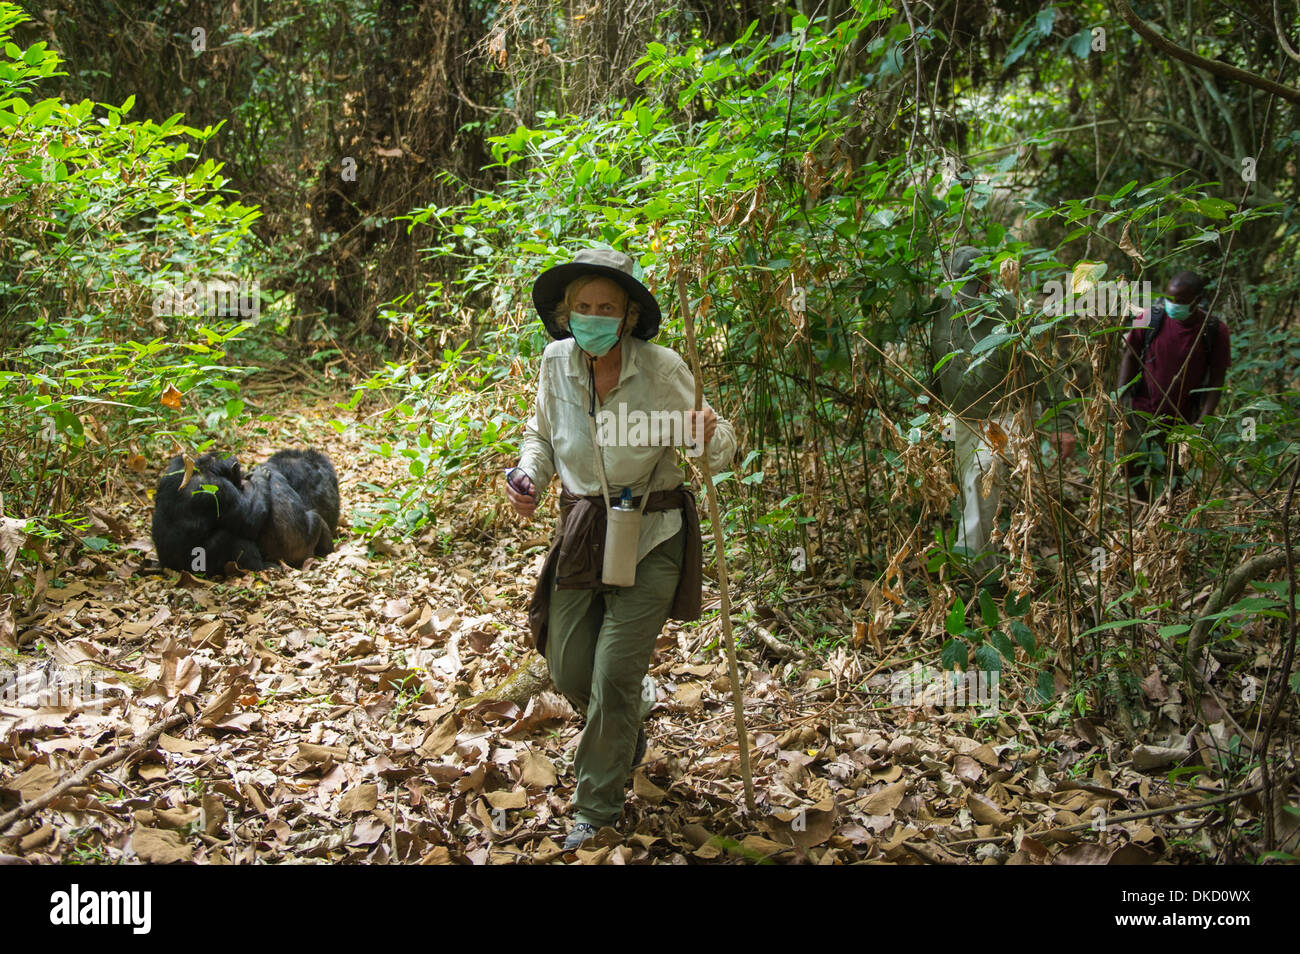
247,449,340,567
151,449,339,575
152,453,268,574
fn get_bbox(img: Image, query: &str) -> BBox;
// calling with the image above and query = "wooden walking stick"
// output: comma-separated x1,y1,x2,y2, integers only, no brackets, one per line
675,270,756,815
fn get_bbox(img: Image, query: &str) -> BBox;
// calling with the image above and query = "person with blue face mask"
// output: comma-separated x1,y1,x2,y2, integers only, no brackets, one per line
1117,270,1230,502
503,248,737,850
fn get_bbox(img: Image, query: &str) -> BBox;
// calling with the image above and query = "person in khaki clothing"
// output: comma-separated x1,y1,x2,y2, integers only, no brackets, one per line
505,248,736,850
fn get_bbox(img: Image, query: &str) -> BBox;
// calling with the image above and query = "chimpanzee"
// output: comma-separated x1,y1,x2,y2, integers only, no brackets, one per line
246,449,340,567
151,453,268,575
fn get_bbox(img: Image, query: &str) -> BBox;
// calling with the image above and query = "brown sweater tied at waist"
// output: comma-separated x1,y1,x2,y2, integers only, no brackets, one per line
527,485,703,656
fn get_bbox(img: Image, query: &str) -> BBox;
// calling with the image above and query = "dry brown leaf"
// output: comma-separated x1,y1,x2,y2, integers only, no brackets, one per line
1118,221,1146,264
741,834,792,860
948,735,998,767
339,784,379,815
953,754,983,783
154,806,199,829
518,750,557,788
4,763,60,801
967,793,1011,827
417,715,457,759
297,742,348,763
1054,842,1114,865
349,814,386,845
1108,844,1158,865
861,780,905,815
159,385,183,410
202,793,226,836
674,681,706,710
1131,738,1191,772
419,846,454,865
986,420,1007,455
633,772,667,805
159,733,204,755
190,620,227,649
484,788,527,810
132,826,192,863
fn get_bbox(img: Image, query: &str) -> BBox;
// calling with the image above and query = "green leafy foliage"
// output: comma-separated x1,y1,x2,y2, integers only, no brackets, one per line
0,3,266,585
370,2,1300,737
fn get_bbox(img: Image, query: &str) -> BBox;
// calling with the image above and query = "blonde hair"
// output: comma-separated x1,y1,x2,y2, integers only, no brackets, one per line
554,274,641,335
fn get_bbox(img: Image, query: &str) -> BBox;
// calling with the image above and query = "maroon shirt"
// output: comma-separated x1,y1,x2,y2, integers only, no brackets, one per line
1124,307,1231,422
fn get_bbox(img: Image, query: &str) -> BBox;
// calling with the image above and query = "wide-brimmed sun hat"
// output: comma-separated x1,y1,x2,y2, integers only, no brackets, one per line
531,248,662,341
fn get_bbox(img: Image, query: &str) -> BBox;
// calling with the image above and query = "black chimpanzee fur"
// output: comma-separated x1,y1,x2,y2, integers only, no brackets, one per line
247,450,340,567
151,449,339,575
151,452,268,574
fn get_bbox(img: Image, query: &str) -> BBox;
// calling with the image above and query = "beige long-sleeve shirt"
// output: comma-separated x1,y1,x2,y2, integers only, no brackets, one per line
517,336,737,562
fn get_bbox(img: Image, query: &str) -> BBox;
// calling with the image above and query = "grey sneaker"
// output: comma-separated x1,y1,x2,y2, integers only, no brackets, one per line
564,822,597,851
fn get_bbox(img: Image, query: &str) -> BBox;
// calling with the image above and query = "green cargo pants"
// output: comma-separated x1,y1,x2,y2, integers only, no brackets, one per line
544,526,684,828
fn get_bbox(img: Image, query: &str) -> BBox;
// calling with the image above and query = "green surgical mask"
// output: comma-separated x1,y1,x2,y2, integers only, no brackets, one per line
568,313,624,357
1164,299,1192,321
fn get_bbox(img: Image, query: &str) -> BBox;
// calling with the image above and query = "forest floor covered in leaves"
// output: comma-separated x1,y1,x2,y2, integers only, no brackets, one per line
1,380,1294,865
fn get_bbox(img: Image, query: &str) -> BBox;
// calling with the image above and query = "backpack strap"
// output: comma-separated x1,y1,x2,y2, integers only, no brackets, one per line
1139,303,1165,365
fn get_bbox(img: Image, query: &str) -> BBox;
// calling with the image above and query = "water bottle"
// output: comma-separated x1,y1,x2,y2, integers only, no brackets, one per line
602,487,640,586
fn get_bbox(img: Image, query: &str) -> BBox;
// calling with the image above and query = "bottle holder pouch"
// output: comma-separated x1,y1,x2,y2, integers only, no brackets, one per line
602,505,642,587
587,407,663,588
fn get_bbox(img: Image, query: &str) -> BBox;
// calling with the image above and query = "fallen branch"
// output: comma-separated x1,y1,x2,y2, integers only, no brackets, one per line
943,782,1265,849
456,653,552,711
1185,550,1287,666
0,711,188,833
745,621,807,662
1,648,151,691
